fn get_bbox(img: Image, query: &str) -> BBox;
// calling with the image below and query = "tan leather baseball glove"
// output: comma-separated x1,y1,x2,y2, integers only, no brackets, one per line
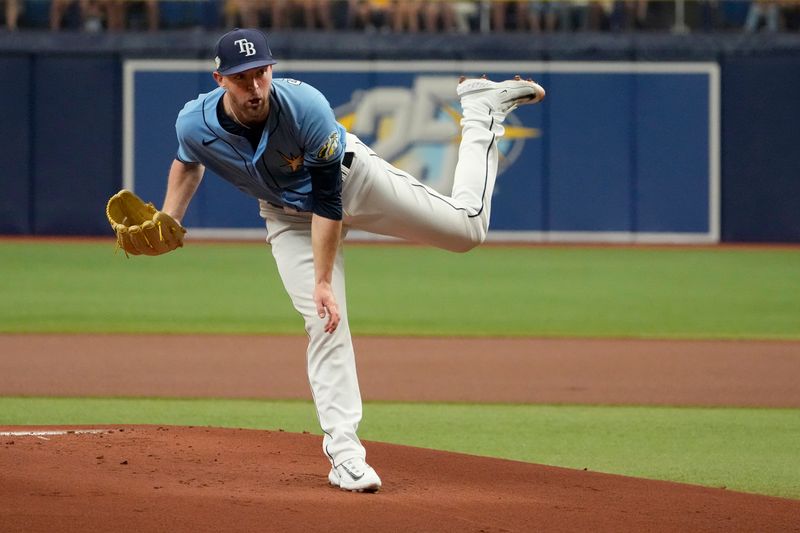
106,189,186,256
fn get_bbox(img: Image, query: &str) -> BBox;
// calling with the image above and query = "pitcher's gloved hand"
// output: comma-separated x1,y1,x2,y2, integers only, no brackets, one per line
106,189,186,256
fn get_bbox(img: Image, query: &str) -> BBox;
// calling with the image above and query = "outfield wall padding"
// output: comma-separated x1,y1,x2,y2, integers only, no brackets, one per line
0,55,32,234
30,55,121,235
720,54,800,243
1,32,799,242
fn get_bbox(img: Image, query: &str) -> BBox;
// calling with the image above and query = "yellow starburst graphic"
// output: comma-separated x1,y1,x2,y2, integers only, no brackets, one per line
338,113,356,131
442,105,541,143
278,151,304,172
336,103,541,169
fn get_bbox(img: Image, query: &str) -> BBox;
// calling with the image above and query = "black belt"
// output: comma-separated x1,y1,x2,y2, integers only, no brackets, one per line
342,152,354,170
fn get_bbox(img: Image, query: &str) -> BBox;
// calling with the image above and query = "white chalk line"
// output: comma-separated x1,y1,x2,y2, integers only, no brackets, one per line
0,429,111,441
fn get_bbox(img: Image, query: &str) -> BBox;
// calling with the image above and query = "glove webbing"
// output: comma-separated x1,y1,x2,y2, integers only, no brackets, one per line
113,218,171,258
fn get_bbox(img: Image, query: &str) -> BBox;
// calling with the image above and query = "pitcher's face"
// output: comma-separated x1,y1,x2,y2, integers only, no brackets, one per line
215,65,273,124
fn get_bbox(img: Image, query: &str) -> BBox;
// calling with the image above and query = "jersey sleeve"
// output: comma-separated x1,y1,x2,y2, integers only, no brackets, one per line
174,100,203,164
298,87,345,168
175,119,200,164
176,146,197,164
290,83,345,218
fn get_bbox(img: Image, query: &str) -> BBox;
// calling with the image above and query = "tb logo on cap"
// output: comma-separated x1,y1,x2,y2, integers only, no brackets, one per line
234,38,256,57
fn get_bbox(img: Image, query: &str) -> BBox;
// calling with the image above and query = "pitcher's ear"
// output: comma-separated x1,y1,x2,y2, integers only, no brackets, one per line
213,71,225,87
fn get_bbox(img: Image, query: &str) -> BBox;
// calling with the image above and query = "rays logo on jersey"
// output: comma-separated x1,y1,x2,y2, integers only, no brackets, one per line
333,75,541,194
316,131,340,161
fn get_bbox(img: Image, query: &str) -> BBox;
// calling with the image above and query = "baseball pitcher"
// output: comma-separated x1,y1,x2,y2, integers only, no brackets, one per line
108,28,544,493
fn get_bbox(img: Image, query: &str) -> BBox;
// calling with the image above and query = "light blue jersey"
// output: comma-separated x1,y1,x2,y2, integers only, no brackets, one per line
175,78,346,212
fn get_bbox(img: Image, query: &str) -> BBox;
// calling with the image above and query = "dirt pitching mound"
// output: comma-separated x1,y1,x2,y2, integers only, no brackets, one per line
1,425,798,532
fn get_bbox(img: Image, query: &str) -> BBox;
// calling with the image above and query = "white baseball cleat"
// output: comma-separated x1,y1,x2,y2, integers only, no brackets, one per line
328,457,382,493
457,75,546,114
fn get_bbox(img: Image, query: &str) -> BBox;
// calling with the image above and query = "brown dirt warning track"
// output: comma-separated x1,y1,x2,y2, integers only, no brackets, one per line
1,334,800,532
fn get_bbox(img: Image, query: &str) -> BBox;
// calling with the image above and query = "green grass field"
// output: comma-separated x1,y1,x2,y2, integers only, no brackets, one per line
1,241,799,498
1,241,799,338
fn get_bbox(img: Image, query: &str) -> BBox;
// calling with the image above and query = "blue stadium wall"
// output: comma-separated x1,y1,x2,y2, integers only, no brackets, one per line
1,32,798,242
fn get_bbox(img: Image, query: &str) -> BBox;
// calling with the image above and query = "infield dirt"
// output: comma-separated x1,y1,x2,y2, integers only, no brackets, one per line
1,334,799,532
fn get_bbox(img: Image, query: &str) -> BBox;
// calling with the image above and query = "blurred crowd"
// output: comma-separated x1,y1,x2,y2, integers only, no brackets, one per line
3,0,800,33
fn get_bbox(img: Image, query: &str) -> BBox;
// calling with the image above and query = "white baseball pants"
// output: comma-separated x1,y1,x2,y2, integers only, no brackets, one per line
261,97,505,466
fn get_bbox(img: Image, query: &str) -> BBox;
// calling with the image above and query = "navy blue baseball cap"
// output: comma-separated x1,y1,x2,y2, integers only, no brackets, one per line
214,28,277,76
